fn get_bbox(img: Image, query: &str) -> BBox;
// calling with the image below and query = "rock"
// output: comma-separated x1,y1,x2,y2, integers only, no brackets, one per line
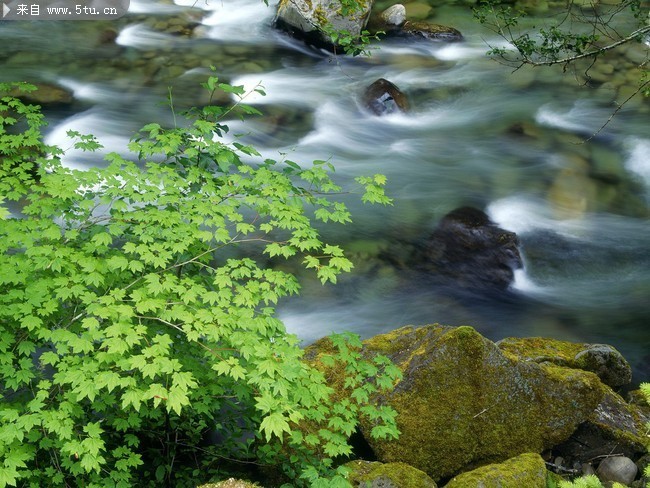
444,452,548,488
314,324,606,481
274,0,372,51
597,456,638,485
380,4,406,29
412,207,523,291
397,21,463,42
345,460,437,487
553,388,649,466
362,78,410,116
403,2,432,21
198,479,262,488
10,83,74,105
497,337,632,388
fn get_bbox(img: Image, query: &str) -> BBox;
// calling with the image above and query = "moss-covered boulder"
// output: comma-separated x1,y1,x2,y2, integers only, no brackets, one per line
497,337,632,388
345,460,437,487
350,325,605,480
443,452,548,488
198,479,261,488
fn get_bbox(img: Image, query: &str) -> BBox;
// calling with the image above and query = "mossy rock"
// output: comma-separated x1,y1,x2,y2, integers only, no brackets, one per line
349,325,606,481
443,452,548,488
198,479,262,488
345,460,437,487
554,387,649,462
497,337,632,388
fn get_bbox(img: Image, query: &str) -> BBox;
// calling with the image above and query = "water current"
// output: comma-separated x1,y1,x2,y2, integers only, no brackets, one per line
1,0,649,380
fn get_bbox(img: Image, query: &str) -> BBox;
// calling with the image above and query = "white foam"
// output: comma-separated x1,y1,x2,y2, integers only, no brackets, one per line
44,110,133,170
625,137,650,187
116,24,175,49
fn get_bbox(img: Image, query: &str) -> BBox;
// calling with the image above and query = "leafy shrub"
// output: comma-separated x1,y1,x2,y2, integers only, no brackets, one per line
0,79,399,487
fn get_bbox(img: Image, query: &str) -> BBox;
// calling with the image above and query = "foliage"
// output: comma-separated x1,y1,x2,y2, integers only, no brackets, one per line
0,79,398,487
473,0,649,97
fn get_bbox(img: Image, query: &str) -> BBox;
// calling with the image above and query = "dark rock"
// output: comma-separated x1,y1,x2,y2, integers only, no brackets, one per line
362,78,410,116
553,388,649,465
413,207,523,291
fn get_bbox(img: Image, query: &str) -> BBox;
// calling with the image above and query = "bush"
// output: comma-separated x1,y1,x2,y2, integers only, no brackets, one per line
0,79,400,487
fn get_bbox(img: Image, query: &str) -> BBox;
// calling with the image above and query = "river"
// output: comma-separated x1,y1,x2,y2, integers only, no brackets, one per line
1,0,649,381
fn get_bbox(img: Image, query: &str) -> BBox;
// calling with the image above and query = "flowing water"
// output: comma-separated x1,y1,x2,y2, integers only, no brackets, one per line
1,0,649,380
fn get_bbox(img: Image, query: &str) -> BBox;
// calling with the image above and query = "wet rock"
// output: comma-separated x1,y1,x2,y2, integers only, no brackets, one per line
444,453,548,488
547,156,598,219
397,21,463,42
274,0,372,51
597,456,638,485
345,460,437,487
497,337,632,388
362,78,410,116
413,207,523,291
309,324,606,480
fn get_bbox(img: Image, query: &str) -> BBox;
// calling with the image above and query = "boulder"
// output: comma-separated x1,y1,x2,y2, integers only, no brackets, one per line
345,460,437,487
198,479,261,488
319,324,606,481
10,82,74,105
274,0,373,50
395,21,463,42
553,388,649,463
443,452,548,488
413,207,523,291
497,337,632,388
362,78,410,116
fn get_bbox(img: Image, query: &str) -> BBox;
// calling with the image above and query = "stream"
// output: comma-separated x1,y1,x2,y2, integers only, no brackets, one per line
1,0,649,380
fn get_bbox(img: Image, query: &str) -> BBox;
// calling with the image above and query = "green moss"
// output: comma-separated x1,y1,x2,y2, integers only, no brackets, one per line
356,325,606,480
198,480,261,488
346,460,437,487
444,453,547,488
498,337,585,365
497,337,631,388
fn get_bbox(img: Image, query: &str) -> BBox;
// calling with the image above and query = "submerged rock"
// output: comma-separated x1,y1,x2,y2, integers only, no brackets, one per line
444,452,548,488
274,0,373,51
362,78,410,116
413,207,523,291
312,324,606,481
345,460,437,487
